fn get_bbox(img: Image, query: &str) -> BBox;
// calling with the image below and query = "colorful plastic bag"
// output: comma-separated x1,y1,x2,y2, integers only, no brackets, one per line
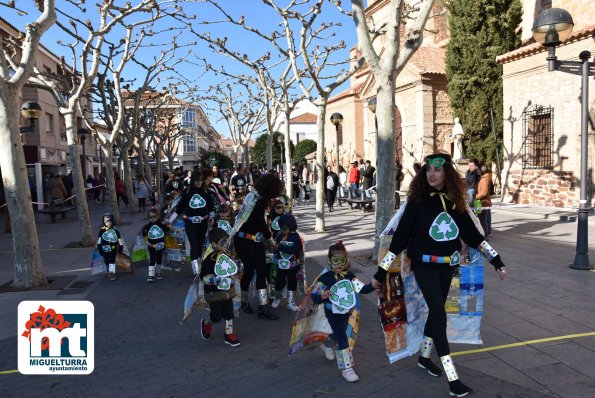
131,235,149,263
90,248,106,275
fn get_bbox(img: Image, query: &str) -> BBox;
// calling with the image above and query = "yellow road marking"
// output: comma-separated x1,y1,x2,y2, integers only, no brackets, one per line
451,331,595,357
0,369,18,375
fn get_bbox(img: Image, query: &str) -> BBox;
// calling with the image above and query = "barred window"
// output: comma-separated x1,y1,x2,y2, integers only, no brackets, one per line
522,105,554,169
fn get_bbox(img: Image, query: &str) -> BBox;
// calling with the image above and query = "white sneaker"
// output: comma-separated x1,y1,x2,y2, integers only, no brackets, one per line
287,302,299,312
342,368,359,382
320,344,335,360
271,299,281,309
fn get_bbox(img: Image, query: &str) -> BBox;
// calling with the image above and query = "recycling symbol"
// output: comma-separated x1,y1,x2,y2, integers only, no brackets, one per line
450,251,461,266
237,179,244,186
429,212,459,242
148,225,164,239
172,181,179,189
329,280,356,314
189,194,206,209
280,251,292,260
214,253,238,277
217,220,232,234
102,229,118,243
217,277,232,291
271,216,280,231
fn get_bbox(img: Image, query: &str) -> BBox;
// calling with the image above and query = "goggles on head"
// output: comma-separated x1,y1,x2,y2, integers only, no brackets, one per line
330,255,347,266
425,155,450,168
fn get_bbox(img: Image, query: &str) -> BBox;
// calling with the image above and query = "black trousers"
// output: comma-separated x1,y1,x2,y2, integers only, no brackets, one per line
234,237,267,291
101,251,117,266
325,311,350,350
184,220,208,261
148,247,164,266
138,197,146,209
209,298,234,323
275,267,298,291
326,189,337,208
413,264,454,357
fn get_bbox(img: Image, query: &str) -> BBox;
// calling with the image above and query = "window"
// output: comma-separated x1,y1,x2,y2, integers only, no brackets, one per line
522,105,554,169
46,113,54,134
182,110,195,129
183,135,196,153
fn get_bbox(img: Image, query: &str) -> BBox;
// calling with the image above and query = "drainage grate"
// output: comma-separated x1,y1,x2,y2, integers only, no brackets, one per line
58,280,95,295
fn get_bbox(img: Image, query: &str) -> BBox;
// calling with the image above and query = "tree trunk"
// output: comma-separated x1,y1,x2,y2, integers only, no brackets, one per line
242,144,249,168
284,111,292,199
102,145,122,225
168,156,174,172
373,78,397,259
122,153,138,214
314,103,327,232
266,132,273,171
64,115,94,246
155,144,163,208
0,88,46,288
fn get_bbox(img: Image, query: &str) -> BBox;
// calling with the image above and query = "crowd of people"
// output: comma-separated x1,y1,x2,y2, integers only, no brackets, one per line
92,153,503,396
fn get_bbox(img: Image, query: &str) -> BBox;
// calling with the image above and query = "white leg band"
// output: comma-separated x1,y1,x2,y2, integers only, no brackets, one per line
225,319,233,334
336,348,354,370
108,263,116,274
420,336,433,359
440,355,459,382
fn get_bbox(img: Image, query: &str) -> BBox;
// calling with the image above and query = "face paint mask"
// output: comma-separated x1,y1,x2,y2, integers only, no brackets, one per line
426,157,446,168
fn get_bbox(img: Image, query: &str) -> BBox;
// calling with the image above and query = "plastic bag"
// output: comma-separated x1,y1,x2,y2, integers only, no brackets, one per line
90,248,106,275
131,235,149,263
473,199,483,215
180,281,208,325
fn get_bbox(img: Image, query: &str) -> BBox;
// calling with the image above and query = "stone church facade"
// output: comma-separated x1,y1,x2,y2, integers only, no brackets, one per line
498,0,595,207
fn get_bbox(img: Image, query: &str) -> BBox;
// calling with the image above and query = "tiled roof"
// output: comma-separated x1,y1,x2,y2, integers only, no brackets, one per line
409,47,446,74
329,83,366,104
496,24,595,64
290,113,317,123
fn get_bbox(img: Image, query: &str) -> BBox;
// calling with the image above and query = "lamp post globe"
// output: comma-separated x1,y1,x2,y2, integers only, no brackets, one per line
367,97,377,114
20,102,42,133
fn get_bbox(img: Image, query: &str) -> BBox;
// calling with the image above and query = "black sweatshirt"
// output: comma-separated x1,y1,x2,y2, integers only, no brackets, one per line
374,191,504,282
175,187,214,219
238,199,271,240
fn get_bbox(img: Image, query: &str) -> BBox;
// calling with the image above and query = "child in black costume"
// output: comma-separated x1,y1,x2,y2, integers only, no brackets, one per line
199,228,241,347
96,213,124,281
141,208,169,283
311,241,374,382
271,214,302,312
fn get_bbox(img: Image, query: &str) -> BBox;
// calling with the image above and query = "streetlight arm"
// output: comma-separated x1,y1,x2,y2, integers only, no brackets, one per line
550,59,595,76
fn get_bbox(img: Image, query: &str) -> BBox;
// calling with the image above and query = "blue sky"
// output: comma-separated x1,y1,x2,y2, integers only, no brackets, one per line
7,1,359,137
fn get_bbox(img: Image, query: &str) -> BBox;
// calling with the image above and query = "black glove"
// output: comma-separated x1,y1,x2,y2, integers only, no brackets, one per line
118,245,124,254
373,267,388,283
490,254,505,271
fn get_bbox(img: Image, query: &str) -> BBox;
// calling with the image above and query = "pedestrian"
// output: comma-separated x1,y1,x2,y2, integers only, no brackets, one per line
135,175,151,213
465,159,481,206
303,181,312,205
231,166,247,199
50,175,67,202
302,164,310,186
475,163,493,237
232,173,284,319
361,160,376,206
171,171,214,276
182,170,192,189
212,164,221,179
267,198,286,241
326,166,340,212
373,153,507,397
199,227,241,347
62,172,74,205
96,213,124,281
216,204,234,235
141,208,168,283
312,241,375,382
115,175,129,207
291,165,301,205
92,175,101,202
271,214,303,312
348,161,360,204
338,165,347,200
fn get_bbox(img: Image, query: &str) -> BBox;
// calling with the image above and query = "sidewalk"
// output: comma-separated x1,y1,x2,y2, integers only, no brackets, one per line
0,200,594,397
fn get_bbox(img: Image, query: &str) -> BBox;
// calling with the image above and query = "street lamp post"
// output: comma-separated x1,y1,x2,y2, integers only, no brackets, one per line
20,102,42,134
532,8,594,270
78,128,89,177
330,113,343,174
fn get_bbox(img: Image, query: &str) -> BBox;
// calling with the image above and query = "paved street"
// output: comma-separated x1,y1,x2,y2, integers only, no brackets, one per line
1,199,594,397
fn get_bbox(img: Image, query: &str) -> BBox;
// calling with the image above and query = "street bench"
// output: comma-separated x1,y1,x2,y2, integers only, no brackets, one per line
38,199,76,223
341,198,375,213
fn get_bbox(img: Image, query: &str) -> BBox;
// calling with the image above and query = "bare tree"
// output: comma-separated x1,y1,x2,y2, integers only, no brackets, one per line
350,0,434,256
0,0,56,288
263,0,365,232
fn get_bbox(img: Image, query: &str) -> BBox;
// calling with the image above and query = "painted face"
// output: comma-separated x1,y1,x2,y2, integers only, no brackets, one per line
426,163,446,191
103,216,113,228
330,251,348,272
274,204,284,215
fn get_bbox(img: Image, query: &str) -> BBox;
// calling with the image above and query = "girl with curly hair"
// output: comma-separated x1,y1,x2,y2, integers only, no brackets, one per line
372,153,508,397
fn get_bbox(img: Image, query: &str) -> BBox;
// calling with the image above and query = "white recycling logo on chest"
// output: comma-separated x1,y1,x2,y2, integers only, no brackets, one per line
148,225,164,239
189,194,206,209
102,229,118,243
271,216,280,231
217,220,232,234
214,253,238,277
429,212,459,242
